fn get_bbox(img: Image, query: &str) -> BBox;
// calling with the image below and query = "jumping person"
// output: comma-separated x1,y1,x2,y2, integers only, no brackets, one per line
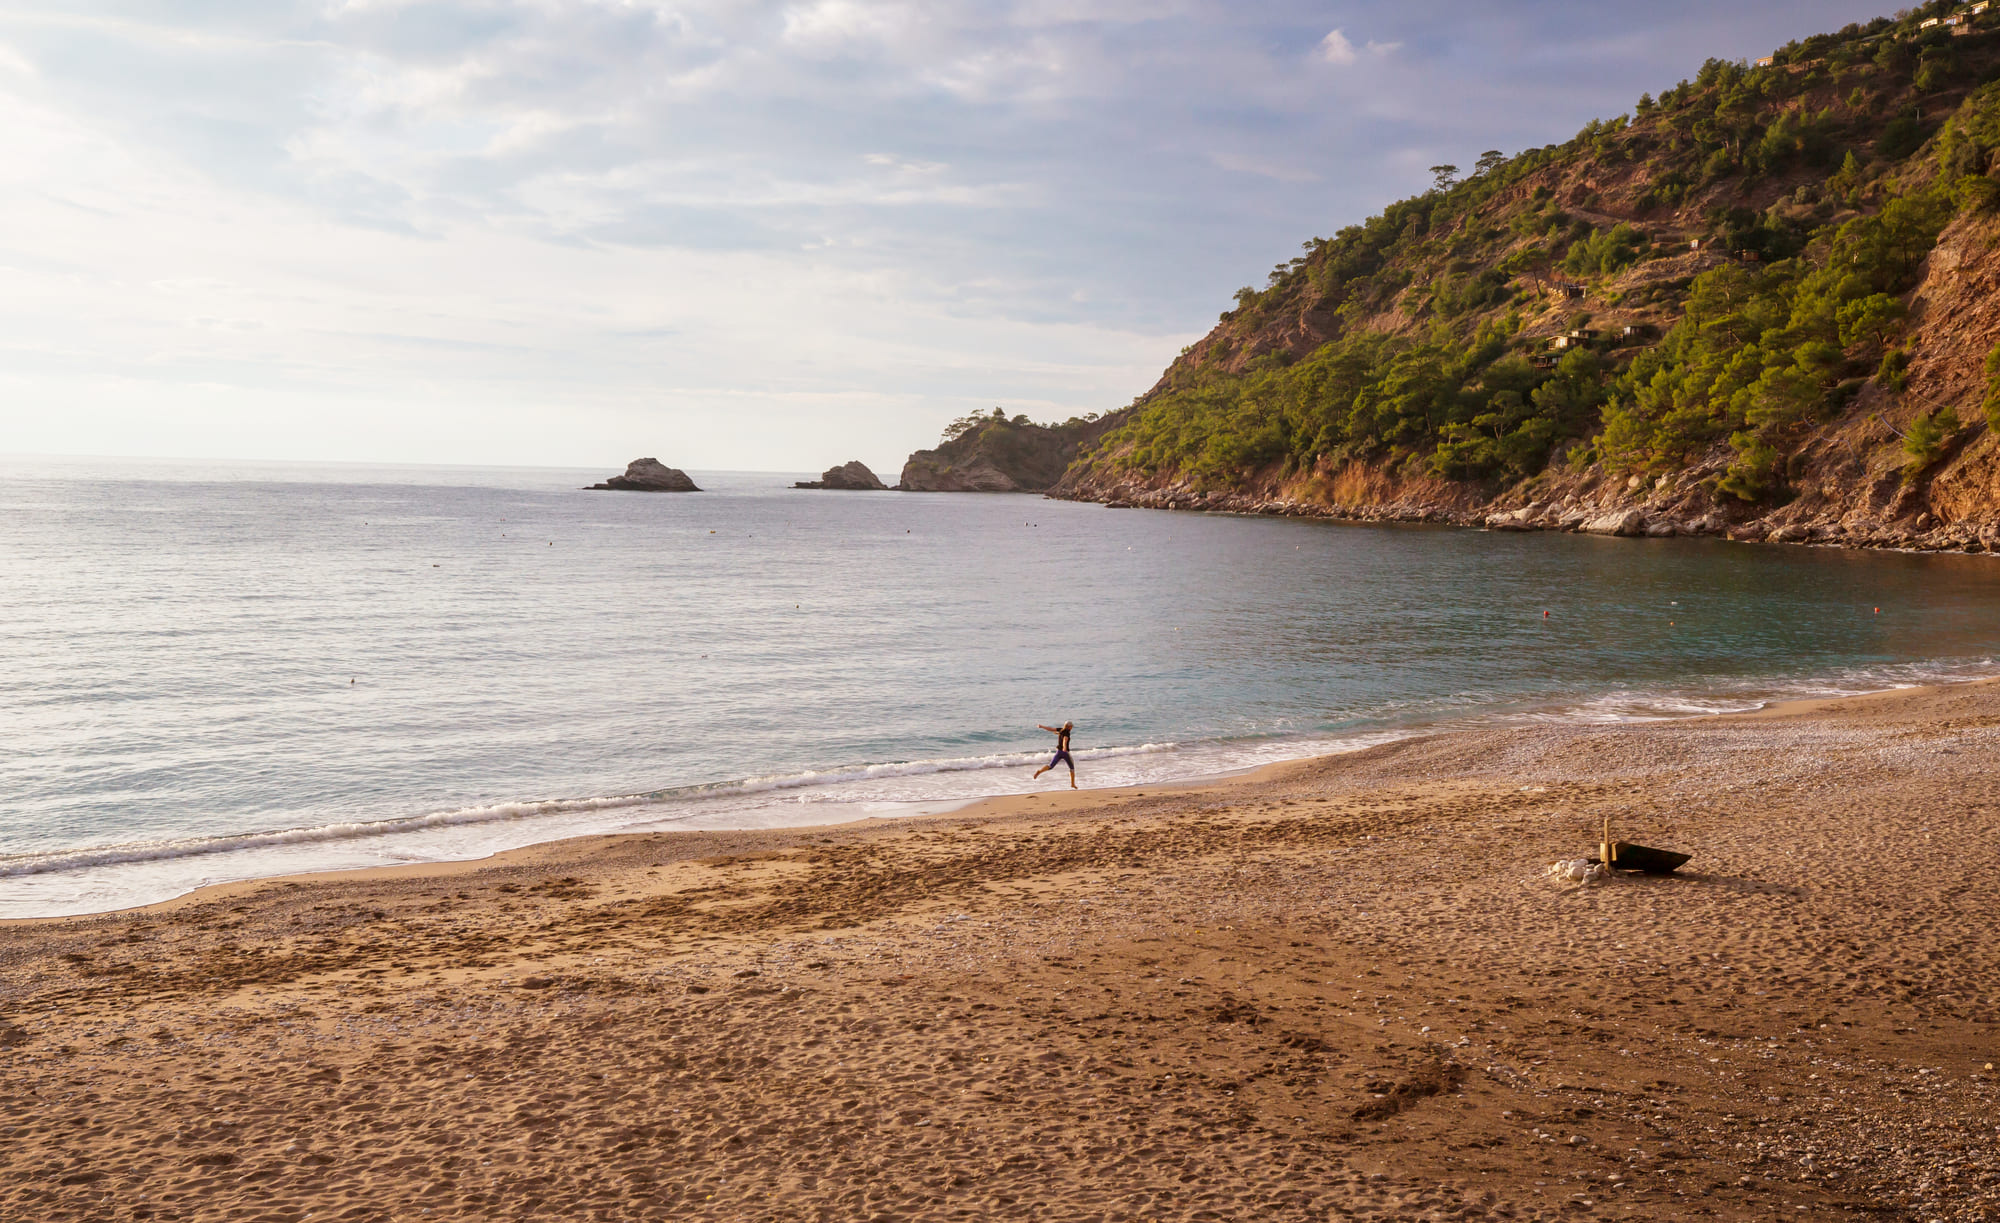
1033,721,1077,788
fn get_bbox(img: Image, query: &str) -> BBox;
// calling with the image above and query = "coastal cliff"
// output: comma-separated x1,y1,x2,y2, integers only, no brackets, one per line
898,410,1110,492
1052,6,2000,552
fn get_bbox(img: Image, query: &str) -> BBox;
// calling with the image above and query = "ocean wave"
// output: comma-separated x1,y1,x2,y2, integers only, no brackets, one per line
0,793,664,879
0,741,1180,880
9,657,1998,887
1510,657,2000,727
723,741,1176,795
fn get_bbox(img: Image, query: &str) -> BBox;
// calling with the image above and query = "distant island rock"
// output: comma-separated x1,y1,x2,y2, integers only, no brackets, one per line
587,458,700,492
898,410,1106,492
794,460,887,490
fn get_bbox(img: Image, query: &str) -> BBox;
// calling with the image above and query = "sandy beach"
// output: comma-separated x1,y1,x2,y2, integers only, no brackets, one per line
5,683,2000,1222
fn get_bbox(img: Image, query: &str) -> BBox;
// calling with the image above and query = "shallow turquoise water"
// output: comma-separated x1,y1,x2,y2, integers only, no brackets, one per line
3,456,1997,916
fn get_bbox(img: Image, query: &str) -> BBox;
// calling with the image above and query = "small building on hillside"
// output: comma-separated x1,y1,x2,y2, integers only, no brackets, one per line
1921,16,1941,28
1553,280,1586,300
1974,2,1992,15
1552,328,1600,351
1740,249,1762,264
1755,55,1775,67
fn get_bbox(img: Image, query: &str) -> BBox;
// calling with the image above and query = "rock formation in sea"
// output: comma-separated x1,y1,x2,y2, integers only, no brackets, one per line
587,458,701,492
793,461,887,490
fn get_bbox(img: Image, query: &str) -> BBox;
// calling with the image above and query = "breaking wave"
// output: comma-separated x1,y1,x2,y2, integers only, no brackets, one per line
0,741,1178,880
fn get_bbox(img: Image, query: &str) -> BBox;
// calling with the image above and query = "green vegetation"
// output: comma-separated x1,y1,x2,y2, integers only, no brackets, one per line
943,405,1098,443
1902,403,1961,478
1984,341,2000,427
1601,190,1953,486
1082,5,2000,503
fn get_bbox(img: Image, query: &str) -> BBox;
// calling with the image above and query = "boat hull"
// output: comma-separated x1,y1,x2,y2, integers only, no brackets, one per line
1594,842,1691,875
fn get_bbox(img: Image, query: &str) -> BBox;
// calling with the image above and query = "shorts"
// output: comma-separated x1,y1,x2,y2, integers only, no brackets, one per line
1048,749,1074,771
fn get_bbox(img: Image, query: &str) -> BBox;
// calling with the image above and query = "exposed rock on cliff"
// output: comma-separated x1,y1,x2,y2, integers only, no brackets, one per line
898,412,1110,492
588,458,700,492
794,461,887,490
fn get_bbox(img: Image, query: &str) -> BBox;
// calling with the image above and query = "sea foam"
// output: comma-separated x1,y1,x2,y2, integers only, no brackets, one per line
0,741,1178,880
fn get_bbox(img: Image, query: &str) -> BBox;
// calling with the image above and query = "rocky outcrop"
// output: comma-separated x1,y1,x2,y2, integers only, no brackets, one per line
1050,417,2000,553
898,415,1110,492
794,461,887,490
899,456,1023,492
588,458,700,492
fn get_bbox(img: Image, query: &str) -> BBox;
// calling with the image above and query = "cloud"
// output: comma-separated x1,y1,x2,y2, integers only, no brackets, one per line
781,0,910,55
0,0,1906,469
1318,28,1357,65
1319,27,1398,66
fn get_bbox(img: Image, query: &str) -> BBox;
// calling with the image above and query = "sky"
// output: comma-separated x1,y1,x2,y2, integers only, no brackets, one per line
0,1,1893,476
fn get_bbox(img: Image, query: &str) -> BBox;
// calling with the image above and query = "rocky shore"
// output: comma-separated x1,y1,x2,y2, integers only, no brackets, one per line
1055,443,2000,554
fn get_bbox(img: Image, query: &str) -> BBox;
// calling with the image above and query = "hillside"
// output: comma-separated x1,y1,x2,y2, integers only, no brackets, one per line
1052,2,2000,550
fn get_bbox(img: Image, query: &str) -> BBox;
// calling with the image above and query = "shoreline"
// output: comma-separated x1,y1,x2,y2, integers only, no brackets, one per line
6,678,2000,1219
1051,473,2000,556
0,750,1336,927
15,675,1985,928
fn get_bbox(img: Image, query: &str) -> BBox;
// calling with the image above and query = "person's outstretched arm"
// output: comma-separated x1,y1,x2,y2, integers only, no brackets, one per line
1037,724,1060,733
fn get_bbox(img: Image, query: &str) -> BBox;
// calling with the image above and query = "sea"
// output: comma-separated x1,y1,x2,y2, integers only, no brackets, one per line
5,455,1999,919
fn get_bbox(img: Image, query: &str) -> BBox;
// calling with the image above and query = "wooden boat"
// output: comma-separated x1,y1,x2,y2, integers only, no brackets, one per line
1594,842,1692,875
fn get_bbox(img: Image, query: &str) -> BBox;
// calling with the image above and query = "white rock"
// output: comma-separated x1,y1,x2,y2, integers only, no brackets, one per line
1581,509,1647,537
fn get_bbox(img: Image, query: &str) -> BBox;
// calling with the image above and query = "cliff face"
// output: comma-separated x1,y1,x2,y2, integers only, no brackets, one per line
1053,8,2000,552
898,415,1110,492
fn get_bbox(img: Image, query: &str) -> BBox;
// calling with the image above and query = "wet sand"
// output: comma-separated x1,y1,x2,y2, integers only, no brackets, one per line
4,682,2000,1221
